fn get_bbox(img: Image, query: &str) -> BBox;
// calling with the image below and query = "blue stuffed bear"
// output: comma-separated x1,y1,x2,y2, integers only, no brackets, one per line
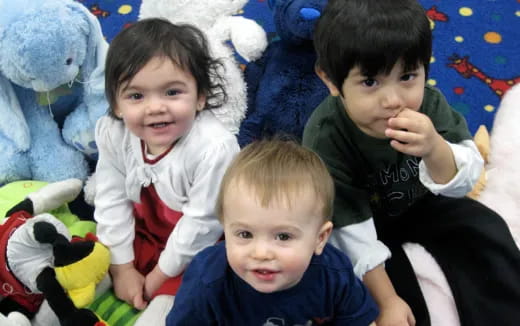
237,0,329,147
0,0,108,185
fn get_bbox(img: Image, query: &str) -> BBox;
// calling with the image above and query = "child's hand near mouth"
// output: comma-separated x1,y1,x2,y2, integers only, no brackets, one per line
385,108,442,159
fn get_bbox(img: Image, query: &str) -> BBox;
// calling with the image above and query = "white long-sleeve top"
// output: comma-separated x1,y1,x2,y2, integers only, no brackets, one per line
94,110,239,277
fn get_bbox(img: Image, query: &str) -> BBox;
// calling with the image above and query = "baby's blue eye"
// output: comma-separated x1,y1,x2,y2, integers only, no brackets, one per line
238,231,252,239
276,233,291,241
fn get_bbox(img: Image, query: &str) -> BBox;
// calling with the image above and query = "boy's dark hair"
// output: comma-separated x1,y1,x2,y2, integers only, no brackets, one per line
105,18,227,118
314,0,432,94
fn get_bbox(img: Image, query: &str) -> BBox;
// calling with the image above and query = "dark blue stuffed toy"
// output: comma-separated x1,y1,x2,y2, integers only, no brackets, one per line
237,0,329,147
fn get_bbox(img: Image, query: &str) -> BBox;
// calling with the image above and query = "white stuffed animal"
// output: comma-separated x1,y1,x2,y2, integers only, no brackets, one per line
478,83,520,242
139,0,268,134
404,83,520,326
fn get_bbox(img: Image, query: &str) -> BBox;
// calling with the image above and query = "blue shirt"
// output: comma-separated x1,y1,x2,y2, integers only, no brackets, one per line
167,242,378,326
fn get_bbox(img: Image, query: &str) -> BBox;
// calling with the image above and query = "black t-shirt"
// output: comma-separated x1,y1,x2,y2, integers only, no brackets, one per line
303,86,472,227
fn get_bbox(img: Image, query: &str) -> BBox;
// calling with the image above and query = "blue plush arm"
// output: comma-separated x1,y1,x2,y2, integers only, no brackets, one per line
0,74,30,150
237,48,272,147
61,1,109,161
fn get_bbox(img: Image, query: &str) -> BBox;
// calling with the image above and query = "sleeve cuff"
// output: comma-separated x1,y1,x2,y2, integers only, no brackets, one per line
158,217,223,277
158,254,184,278
419,140,483,197
328,219,391,278
109,245,134,265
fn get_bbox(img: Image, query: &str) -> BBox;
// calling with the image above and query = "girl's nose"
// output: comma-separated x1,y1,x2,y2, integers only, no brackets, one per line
146,97,167,114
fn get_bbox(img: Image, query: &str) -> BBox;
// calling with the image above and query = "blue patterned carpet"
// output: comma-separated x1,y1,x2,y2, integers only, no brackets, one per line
77,0,520,134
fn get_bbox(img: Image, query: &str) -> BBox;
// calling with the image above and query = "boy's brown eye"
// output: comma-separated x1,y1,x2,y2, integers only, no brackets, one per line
166,89,180,96
363,79,377,87
401,74,414,81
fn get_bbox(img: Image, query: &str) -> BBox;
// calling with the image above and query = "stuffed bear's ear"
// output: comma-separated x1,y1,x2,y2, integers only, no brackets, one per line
66,1,108,95
0,0,33,26
0,74,30,150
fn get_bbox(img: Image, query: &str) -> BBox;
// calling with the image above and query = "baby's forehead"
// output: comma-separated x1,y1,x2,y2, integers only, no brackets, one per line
228,177,317,199
225,181,324,214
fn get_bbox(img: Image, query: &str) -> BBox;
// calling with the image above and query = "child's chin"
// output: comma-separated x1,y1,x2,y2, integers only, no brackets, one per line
360,126,387,139
249,281,287,294
252,285,280,294
252,282,296,294
370,132,388,139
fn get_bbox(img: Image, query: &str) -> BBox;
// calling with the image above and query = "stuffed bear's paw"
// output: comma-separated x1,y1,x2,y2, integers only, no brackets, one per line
0,311,31,326
66,127,99,161
62,102,99,161
0,150,32,186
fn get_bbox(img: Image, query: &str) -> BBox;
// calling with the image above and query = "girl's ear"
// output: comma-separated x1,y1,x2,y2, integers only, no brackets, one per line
196,94,207,112
114,107,123,119
315,66,341,97
314,221,333,255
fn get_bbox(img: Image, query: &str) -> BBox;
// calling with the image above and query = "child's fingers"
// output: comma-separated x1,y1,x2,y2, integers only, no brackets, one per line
395,107,417,118
133,293,148,310
389,109,423,132
389,136,420,156
144,283,154,302
389,139,408,153
387,116,407,129
407,311,416,326
385,128,412,144
388,119,417,138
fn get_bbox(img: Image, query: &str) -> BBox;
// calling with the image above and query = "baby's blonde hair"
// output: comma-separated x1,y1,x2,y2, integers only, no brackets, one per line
216,139,334,222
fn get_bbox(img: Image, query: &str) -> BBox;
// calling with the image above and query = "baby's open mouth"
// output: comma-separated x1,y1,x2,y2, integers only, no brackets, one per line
149,122,171,128
255,269,275,274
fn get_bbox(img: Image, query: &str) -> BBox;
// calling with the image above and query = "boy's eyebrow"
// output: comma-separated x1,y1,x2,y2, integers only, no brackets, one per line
402,67,422,73
347,68,366,78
